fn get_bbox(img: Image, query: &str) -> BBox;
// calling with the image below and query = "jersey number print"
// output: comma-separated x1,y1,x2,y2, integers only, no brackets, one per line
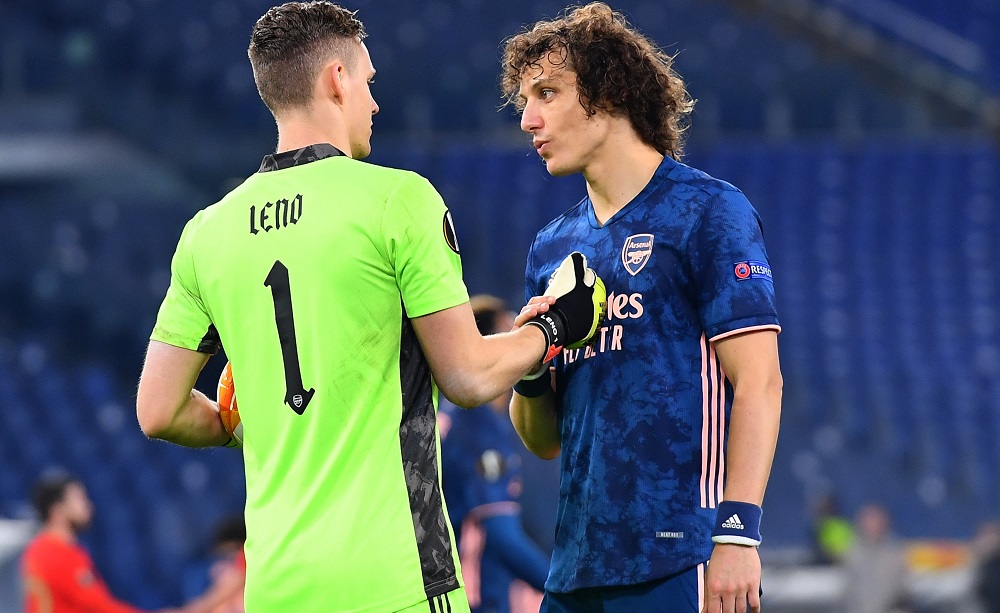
264,260,315,414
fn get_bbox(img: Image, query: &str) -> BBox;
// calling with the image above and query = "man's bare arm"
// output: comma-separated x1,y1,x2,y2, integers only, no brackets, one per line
136,341,231,447
411,302,547,408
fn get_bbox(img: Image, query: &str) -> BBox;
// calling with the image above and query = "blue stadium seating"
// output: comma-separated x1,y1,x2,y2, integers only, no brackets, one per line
0,334,245,606
2,0,946,184
1,0,999,605
1,138,998,604
814,0,1000,92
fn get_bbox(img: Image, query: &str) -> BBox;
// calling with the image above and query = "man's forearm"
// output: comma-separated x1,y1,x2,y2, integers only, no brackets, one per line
471,327,549,404
720,383,781,505
510,389,560,460
144,388,232,448
412,306,550,409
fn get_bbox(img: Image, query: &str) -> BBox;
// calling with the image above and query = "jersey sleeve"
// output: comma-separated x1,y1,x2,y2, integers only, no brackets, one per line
150,213,221,353
382,174,469,318
688,190,781,341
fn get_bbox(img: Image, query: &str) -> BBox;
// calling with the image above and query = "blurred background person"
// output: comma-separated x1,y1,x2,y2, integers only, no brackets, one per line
20,473,178,613
972,521,1000,613
0,0,998,610
0,511,35,612
439,294,549,613
843,503,911,613
180,515,245,613
810,492,855,566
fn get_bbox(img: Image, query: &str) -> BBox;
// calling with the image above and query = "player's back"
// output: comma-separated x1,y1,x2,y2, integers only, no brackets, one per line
172,146,465,612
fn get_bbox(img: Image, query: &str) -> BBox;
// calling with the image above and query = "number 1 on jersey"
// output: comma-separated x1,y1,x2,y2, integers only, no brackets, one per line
264,260,315,414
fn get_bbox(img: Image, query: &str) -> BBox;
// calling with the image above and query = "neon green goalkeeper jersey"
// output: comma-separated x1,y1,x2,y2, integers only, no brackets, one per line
151,144,469,612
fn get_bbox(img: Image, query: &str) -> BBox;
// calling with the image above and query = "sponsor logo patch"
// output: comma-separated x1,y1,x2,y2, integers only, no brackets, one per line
734,260,772,282
621,233,654,276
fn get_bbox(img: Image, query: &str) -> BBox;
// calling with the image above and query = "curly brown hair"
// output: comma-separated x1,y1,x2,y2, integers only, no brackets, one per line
248,1,366,116
501,2,694,160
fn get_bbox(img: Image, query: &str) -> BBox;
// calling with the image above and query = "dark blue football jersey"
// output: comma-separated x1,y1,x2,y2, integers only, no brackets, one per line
439,400,537,613
439,400,526,542
525,155,780,592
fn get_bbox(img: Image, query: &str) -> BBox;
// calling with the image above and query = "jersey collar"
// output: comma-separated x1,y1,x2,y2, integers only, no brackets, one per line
586,155,676,229
258,143,346,173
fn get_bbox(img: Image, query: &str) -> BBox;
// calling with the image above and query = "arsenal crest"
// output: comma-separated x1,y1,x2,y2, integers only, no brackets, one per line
621,233,654,276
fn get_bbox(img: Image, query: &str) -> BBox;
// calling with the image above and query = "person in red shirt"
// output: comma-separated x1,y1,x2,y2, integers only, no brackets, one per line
20,474,178,613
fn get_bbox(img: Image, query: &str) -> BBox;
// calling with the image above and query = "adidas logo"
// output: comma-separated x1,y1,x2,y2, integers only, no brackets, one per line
721,514,744,530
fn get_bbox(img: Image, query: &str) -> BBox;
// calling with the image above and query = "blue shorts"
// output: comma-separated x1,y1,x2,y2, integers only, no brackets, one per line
541,564,704,613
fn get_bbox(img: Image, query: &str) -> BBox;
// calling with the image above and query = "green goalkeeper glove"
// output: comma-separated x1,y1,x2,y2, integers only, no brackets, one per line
525,252,607,363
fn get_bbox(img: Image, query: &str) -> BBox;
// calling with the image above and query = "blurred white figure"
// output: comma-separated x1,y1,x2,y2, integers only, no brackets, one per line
843,504,911,613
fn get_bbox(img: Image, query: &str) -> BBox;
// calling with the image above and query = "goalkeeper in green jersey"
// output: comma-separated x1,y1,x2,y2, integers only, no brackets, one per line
134,3,604,612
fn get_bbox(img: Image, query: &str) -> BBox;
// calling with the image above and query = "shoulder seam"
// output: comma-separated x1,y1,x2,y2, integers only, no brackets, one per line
668,162,742,199
378,171,419,264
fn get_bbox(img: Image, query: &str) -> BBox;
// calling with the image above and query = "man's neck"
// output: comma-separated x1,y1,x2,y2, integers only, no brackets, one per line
583,135,664,226
43,521,77,544
275,111,351,158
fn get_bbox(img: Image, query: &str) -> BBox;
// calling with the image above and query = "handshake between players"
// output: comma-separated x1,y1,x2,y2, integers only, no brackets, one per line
519,251,607,365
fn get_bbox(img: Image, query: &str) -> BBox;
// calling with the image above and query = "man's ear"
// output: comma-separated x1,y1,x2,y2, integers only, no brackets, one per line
319,60,348,105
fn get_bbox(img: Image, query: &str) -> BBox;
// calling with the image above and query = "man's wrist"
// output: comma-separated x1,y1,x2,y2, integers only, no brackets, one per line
514,371,551,397
522,361,548,380
523,320,550,360
523,317,557,362
514,326,551,398
711,500,762,547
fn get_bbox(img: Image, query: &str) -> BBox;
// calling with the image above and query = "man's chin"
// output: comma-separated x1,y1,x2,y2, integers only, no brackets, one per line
543,159,574,177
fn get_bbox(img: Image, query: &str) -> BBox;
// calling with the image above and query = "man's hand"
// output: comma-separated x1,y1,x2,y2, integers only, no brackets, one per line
702,544,762,613
523,252,606,362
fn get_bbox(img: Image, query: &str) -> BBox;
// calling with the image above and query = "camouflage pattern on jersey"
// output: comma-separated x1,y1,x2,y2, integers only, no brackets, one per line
525,156,780,592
